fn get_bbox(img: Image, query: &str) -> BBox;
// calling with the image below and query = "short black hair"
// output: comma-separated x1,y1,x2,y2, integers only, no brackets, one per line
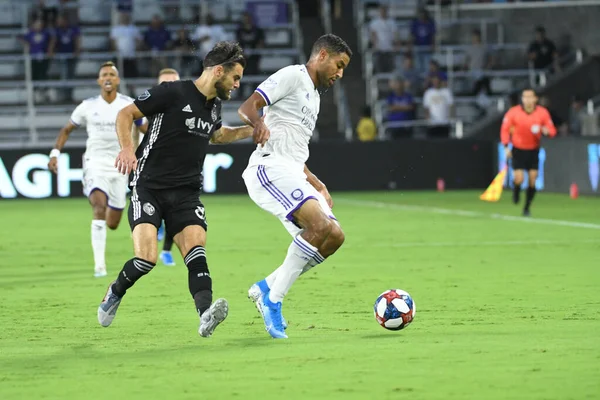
98,61,117,73
522,87,537,95
203,41,246,70
310,34,352,58
535,26,546,35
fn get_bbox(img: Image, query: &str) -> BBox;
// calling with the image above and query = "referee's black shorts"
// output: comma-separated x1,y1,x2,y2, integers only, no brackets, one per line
511,147,539,171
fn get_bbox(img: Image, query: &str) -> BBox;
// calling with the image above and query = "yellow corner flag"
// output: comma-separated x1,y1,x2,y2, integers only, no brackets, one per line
480,166,508,202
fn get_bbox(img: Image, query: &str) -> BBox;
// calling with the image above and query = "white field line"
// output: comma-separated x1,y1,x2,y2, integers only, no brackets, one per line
368,239,600,248
336,198,600,230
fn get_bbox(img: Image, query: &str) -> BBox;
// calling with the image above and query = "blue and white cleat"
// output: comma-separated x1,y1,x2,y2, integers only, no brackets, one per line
248,280,287,330
199,298,229,337
97,282,122,327
260,294,287,339
160,251,175,266
157,223,165,242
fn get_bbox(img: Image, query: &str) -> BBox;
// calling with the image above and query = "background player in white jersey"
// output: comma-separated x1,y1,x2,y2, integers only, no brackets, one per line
238,34,352,339
48,61,145,278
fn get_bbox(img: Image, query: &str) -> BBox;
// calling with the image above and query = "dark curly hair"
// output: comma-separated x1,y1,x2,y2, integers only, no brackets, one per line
203,41,246,70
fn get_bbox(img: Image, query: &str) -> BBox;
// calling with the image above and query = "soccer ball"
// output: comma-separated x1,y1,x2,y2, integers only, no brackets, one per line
373,289,416,331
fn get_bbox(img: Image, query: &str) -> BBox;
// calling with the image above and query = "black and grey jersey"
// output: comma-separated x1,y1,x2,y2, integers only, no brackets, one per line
131,80,222,190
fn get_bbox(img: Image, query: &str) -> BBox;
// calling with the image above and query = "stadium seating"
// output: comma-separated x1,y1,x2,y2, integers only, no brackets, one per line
357,0,576,138
0,0,301,146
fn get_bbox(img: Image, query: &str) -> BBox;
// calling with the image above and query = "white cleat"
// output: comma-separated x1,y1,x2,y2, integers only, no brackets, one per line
199,298,229,338
94,266,107,278
248,283,265,318
97,282,122,327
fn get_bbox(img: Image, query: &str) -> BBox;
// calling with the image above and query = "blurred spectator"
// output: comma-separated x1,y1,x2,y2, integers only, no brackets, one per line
568,95,586,136
54,13,80,103
112,0,133,26
110,13,142,96
30,0,59,28
144,15,172,76
114,0,133,14
464,29,494,94
58,0,78,26
424,60,447,90
528,26,560,72
356,106,377,142
19,19,55,102
423,75,454,138
473,77,492,119
538,96,565,133
236,12,265,96
192,14,227,73
386,78,415,139
368,5,401,73
236,12,264,74
172,27,196,78
398,55,421,95
410,7,436,73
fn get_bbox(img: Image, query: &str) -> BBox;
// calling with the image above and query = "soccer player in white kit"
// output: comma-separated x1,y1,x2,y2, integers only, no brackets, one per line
48,61,146,278
238,34,352,339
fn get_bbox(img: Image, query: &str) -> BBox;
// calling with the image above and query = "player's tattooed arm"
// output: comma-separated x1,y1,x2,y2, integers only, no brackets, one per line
209,125,253,144
48,120,78,174
305,164,334,208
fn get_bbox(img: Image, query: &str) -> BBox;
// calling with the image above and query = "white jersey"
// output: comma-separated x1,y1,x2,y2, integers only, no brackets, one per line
70,93,144,170
250,64,320,171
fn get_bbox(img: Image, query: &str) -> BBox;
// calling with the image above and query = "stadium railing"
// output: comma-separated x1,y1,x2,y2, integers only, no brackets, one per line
1,0,304,148
364,44,536,105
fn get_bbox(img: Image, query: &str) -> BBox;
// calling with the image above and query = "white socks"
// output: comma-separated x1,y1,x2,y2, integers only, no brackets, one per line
91,220,107,269
268,235,325,304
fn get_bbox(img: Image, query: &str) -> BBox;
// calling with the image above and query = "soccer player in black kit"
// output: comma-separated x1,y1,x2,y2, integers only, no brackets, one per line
97,42,253,337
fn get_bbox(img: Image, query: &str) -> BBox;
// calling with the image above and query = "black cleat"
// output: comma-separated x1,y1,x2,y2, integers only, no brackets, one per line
522,209,531,217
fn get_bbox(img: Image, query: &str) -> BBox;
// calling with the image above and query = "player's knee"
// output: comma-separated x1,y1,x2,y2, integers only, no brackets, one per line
92,204,106,219
329,223,345,250
135,246,157,264
308,216,333,241
106,219,120,230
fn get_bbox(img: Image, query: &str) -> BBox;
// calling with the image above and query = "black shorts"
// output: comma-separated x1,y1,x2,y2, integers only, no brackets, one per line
512,147,539,170
128,187,207,238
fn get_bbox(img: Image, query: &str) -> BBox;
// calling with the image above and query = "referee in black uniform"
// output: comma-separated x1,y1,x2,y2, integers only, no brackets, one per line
98,42,254,337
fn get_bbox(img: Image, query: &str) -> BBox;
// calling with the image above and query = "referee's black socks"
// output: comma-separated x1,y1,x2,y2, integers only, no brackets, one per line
512,185,521,204
184,246,212,316
524,186,536,212
112,257,156,297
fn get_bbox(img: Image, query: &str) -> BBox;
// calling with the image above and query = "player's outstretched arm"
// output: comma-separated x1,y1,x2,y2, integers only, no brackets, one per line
115,103,145,175
304,164,333,208
209,125,253,144
238,92,270,146
48,120,78,174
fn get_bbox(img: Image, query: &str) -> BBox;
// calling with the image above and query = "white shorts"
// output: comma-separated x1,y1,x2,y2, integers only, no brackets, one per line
82,158,128,210
242,164,336,237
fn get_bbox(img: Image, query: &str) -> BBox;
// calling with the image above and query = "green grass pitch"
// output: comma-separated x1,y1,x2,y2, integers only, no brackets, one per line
1,191,599,400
